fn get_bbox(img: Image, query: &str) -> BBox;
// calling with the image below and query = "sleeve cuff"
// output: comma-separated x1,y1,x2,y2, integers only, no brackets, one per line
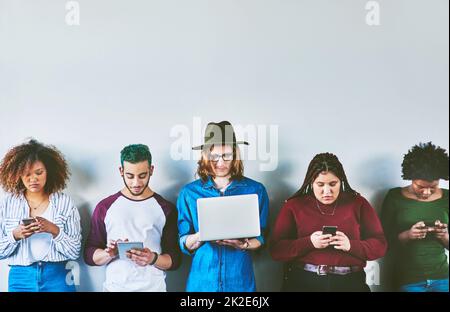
255,235,265,246
7,230,19,245
180,235,195,256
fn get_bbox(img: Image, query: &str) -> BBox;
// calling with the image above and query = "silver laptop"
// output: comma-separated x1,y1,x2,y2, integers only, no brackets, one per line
197,194,260,241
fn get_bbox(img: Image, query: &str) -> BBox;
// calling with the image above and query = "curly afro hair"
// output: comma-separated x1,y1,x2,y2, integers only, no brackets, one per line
401,142,449,181
0,139,70,195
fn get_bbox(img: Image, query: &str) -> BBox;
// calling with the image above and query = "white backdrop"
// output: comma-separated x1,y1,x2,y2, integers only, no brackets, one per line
0,0,448,292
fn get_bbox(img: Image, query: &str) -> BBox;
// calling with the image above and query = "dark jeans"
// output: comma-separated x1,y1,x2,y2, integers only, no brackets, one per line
282,265,371,292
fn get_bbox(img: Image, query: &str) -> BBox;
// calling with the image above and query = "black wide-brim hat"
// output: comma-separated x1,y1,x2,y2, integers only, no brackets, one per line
192,121,249,151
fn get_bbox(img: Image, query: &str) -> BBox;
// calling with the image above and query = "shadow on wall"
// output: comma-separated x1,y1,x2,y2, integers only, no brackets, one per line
356,155,399,292
257,161,297,292
65,155,105,292
68,159,98,191
76,201,97,292
156,158,194,292
356,154,399,213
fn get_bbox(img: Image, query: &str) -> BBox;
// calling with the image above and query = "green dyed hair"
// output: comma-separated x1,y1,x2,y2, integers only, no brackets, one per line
120,144,152,167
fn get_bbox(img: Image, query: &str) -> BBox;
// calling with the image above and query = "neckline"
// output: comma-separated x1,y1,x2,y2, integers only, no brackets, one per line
398,187,446,204
216,180,233,192
315,199,338,216
23,193,52,217
119,191,156,202
29,201,52,218
203,176,248,189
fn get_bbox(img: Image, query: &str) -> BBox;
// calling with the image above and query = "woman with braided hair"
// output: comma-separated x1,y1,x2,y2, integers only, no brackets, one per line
270,153,387,292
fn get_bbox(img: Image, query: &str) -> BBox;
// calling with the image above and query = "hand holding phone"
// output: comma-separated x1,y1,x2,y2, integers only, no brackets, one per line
13,218,39,240
434,220,447,229
433,220,448,240
22,218,37,226
408,222,430,240
328,230,351,252
105,239,128,259
422,221,437,230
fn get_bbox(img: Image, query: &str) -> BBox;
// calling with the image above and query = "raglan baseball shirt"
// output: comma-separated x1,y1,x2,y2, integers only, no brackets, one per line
84,192,181,292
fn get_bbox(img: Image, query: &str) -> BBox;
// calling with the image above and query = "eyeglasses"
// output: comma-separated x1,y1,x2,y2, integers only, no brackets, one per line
208,153,234,162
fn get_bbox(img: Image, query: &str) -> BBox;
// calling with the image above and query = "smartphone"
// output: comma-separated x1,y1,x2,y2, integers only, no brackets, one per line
322,226,338,236
117,242,144,260
418,221,436,229
22,218,36,226
424,221,436,228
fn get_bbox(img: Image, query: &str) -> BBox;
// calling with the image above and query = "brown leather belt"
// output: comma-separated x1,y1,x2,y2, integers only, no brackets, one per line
303,264,363,276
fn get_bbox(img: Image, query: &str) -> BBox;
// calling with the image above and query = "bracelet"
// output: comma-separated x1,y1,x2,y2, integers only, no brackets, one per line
149,252,159,265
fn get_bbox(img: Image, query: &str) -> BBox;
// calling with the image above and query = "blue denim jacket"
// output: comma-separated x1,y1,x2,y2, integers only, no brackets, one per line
177,176,269,292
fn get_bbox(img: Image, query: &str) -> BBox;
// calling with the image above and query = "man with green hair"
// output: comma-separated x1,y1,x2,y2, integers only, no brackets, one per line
84,144,181,292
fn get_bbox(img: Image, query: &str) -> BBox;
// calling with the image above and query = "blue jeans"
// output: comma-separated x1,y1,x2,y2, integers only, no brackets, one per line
9,261,76,292
400,279,449,292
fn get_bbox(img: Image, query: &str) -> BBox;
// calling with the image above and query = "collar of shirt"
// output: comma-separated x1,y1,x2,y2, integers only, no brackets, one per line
201,176,248,191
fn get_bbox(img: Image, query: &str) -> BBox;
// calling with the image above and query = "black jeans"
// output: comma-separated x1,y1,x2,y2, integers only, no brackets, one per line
282,265,371,292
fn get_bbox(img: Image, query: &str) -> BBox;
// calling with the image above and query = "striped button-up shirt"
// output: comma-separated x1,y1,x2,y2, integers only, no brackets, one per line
0,192,82,265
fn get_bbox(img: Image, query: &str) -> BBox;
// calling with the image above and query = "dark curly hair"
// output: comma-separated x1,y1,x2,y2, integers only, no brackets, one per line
289,152,358,200
402,142,449,181
0,139,70,195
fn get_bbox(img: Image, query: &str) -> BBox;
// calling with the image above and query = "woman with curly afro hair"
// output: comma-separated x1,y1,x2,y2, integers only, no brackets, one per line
0,139,81,292
381,142,449,292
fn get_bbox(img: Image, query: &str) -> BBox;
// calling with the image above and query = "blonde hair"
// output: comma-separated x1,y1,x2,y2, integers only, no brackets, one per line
196,145,244,182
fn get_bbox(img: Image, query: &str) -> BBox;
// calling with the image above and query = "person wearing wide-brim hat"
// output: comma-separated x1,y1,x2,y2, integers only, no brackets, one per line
191,121,250,151
177,121,269,292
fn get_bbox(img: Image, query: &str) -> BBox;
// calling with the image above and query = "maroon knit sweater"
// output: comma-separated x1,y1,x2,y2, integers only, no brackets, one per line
269,193,387,267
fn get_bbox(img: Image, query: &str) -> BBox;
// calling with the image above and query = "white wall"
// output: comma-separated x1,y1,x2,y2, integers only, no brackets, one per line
0,0,448,292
